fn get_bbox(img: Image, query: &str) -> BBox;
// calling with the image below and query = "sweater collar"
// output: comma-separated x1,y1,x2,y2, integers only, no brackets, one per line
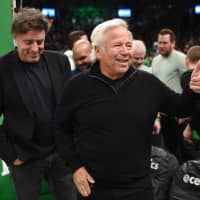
89,61,137,82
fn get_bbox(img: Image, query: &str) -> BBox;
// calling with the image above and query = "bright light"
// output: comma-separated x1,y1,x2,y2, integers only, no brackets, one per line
194,5,200,14
118,8,132,18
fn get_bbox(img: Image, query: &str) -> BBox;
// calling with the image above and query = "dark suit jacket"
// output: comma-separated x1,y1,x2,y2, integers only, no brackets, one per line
0,50,71,165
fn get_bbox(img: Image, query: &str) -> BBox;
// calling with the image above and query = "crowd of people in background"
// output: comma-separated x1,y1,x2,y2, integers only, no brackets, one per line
44,16,200,57
1,6,200,200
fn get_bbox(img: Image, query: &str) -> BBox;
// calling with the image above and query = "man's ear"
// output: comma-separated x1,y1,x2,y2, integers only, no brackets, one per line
94,46,101,60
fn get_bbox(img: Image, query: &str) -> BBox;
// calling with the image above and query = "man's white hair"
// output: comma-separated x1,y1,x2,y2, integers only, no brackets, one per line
132,40,146,53
90,18,129,48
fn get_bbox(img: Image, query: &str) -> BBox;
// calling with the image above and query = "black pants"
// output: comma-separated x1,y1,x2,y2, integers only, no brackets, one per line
78,183,153,200
160,115,183,162
9,152,77,200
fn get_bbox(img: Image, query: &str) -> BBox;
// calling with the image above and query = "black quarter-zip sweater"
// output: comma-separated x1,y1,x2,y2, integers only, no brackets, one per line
56,62,195,187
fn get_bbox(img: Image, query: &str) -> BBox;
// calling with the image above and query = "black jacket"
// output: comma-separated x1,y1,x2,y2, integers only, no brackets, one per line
0,50,71,165
181,70,200,133
56,62,195,186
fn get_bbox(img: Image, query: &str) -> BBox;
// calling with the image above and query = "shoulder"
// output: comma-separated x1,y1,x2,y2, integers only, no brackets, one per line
136,68,157,81
172,50,186,59
43,50,67,60
151,54,162,65
43,50,71,71
0,51,16,72
68,69,90,85
140,65,152,73
0,51,15,63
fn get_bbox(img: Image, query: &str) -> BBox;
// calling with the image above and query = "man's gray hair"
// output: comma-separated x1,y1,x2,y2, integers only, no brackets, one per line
90,18,129,48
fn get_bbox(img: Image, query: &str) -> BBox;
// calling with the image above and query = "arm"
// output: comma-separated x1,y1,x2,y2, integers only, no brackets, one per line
56,78,95,196
0,83,17,165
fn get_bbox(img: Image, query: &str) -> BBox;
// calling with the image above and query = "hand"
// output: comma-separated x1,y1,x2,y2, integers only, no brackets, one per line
152,118,161,135
182,124,193,144
190,60,200,93
178,117,190,125
13,158,24,166
73,166,95,197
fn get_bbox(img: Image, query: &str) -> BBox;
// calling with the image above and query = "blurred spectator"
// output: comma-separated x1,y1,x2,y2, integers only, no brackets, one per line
151,28,187,162
64,30,88,71
72,39,95,75
132,40,152,73
181,45,200,161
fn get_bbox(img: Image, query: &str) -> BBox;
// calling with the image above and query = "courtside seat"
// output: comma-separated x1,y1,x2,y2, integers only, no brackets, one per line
151,146,179,200
170,160,200,200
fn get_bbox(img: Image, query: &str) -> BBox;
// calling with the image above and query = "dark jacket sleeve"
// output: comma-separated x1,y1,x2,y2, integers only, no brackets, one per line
55,76,83,173
181,70,200,132
0,67,17,165
155,74,196,117
180,70,192,90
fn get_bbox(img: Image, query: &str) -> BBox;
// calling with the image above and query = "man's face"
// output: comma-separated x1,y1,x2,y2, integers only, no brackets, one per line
157,34,174,57
95,26,132,79
73,45,92,71
132,50,145,68
14,30,45,63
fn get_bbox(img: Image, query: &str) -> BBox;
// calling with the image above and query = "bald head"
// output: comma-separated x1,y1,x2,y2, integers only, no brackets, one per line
72,39,93,71
132,40,146,68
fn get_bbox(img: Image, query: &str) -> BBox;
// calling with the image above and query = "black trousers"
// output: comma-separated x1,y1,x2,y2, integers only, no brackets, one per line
160,115,182,161
78,182,153,200
9,152,77,200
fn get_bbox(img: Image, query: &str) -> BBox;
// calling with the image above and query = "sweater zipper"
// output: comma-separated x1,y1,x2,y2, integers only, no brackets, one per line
89,70,137,94
88,75,118,95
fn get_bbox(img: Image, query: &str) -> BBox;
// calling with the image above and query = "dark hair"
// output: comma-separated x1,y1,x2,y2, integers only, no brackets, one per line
187,45,200,64
10,7,50,35
68,30,87,50
158,28,176,42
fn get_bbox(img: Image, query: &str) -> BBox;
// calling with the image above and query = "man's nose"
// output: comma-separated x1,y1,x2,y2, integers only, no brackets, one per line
31,42,39,51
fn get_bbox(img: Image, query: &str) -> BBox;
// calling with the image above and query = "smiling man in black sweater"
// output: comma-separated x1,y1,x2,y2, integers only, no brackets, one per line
56,19,200,200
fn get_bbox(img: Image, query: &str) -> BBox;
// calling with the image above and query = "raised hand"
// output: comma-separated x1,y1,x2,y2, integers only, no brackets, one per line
190,60,200,93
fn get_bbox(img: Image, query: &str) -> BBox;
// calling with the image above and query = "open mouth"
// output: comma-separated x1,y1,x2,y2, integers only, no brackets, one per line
117,59,129,64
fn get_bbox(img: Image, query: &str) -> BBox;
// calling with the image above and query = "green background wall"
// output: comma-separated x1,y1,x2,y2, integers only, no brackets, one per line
0,0,13,125
0,0,13,56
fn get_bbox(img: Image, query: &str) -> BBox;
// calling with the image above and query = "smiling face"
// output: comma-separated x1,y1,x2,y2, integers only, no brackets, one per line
95,26,133,80
73,40,92,71
132,49,145,68
14,29,45,63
